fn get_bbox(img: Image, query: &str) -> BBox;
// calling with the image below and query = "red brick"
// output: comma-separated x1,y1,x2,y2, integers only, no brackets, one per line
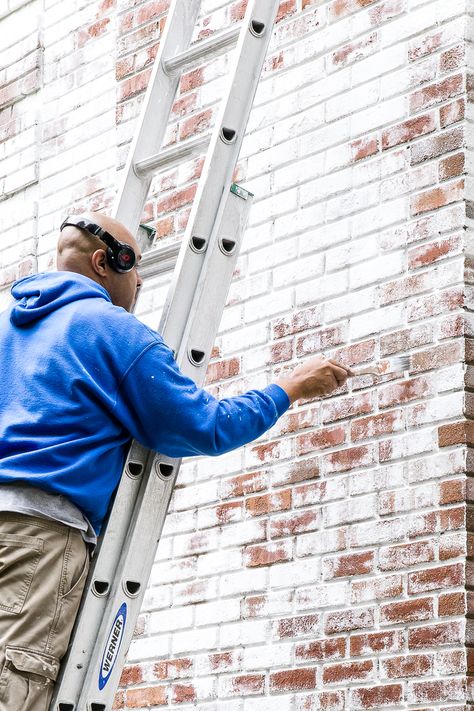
322,393,373,423
179,108,213,141
408,563,464,594
323,551,374,580
323,660,373,684
368,0,404,25
171,93,198,119
270,668,316,692
410,74,464,112
440,98,465,128
410,179,464,217
440,532,465,560
324,445,375,473
350,684,402,708
382,654,432,679
379,540,435,571
351,135,379,163
126,686,167,708
409,679,465,704
439,478,466,503
296,425,346,455
275,407,319,436
409,30,444,61
120,665,143,686
380,324,433,356
296,638,346,662
351,575,403,604
439,152,465,181
439,592,465,616
244,541,292,567
245,489,292,517
331,32,378,68
206,357,240,384
440,505,465,531
221,471,267,498
350,630,403,656
227,674,264,697
296,326,345,356
409,620,463,649
380,597,434,624
378,377,431,409
157,184,197,214
325,607,374,635
272,306,323,339
411,342,462,373
270,509,320,537
118,68,152,102
333,339,377,368
276,614,319,639
351,410,403,441
380,273,429,305
154,658,193,680
293,480,332,508
135,0,169,25
440,44,465,73
329,0,377,21
409,235,463,269
410,126,463,165
180,67,204,93
382,114,435,150
172,684,196,704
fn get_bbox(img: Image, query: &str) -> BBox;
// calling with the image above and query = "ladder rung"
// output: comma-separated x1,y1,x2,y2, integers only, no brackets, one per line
134,133,211,176
163,25,241,74
139,241,180,279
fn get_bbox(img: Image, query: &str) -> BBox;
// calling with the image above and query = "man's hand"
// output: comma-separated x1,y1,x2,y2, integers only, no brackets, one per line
276,354,353,405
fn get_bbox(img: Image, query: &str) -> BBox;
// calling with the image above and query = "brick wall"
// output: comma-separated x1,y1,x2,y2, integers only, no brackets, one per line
1,0,472,708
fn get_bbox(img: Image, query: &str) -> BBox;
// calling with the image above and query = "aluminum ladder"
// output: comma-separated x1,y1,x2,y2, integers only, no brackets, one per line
50,1,280,709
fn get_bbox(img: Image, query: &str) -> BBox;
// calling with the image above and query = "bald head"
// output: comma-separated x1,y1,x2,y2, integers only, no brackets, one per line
57,212,143,312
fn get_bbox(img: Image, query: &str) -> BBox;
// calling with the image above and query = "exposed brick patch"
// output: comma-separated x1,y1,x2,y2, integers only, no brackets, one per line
382,114,435,150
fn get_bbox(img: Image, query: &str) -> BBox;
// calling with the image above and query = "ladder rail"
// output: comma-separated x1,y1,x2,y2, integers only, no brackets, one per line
77,188,252,710
113,0,203,233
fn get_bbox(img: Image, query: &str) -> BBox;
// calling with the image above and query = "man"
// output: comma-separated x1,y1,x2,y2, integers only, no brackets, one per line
0,213,352,711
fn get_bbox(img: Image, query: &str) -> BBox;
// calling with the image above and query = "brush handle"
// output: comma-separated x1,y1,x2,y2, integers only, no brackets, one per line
351,366,380,377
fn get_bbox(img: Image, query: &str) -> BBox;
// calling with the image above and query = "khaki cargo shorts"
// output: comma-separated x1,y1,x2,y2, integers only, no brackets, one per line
0,512,89,711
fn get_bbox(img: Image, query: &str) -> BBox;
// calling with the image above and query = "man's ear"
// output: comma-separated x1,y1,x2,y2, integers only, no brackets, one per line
90,249,108,277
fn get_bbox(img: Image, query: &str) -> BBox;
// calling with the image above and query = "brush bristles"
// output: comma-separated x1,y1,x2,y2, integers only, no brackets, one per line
388,356,410,372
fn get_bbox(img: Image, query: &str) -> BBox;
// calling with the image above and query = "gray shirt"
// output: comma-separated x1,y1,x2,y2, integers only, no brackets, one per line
0,483,97,545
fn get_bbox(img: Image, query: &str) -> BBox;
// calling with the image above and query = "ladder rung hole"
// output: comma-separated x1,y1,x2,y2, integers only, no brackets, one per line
124,580,141,597
92,580,110,597
220,238,236,255
190,235,207,252
127,461,143,478
189,349,206,366
58,704,75,711
220,127,237,144
158,462,174,478
90,705,106,711
250,20,265,36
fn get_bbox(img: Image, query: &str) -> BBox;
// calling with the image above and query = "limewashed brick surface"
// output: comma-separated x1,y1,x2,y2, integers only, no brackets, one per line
1,0,474,708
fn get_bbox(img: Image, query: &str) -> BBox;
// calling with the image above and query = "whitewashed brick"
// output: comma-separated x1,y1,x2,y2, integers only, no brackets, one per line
350,303,405,339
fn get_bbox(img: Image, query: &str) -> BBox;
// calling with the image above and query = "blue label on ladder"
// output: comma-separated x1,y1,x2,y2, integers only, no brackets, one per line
98,602,127,690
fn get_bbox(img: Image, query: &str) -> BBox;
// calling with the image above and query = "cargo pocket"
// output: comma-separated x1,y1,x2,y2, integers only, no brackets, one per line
0,533,43,615
0,646,59,711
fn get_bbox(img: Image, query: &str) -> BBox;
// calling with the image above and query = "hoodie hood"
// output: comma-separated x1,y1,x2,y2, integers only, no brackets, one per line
10,271,111,326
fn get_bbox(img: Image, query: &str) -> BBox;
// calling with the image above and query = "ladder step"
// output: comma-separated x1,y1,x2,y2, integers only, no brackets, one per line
134,133,210,176
139,241,180,279
163,25,241,74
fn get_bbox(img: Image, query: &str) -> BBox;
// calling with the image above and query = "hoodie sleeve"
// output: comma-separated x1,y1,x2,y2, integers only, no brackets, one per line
113,340,290,458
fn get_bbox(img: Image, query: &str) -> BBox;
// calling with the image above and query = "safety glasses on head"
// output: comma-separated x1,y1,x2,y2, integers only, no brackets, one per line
60,216,136,273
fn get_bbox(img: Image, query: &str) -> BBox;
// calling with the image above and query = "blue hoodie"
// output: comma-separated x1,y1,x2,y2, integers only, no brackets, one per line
0,272,289,533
